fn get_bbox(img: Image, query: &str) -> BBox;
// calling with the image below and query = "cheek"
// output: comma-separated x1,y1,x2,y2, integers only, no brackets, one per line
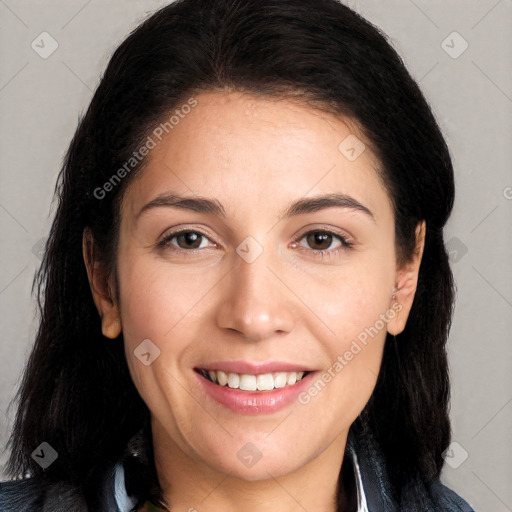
294,252,394,415
115,255,183,389
300,252,395,344
116,251,225,399
118,252,214,346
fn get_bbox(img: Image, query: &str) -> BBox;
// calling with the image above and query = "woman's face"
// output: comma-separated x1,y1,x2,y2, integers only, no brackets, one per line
98,91,419,482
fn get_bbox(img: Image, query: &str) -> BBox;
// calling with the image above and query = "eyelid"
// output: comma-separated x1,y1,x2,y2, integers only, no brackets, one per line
157,227,219,250
156,225,355,255
296,234,350,249
293,224,355,245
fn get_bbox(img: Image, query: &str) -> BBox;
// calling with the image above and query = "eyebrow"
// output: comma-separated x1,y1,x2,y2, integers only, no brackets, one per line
136,192,374,221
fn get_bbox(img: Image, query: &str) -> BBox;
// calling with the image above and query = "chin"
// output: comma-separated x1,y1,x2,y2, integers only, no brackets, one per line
197,435,309,482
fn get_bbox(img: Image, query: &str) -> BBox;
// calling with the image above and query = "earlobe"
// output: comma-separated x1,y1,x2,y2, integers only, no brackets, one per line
82,228,122,339
101,314,122,339
387,221,426,336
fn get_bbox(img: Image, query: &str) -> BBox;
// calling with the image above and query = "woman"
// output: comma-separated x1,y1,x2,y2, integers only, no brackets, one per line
0,0,476,510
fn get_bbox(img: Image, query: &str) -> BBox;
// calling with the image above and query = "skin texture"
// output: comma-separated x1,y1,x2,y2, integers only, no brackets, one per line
84,91,425,512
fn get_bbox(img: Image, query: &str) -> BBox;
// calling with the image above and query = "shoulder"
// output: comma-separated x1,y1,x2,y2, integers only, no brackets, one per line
0,478,42,512
0,427,152,512
347,427,477,512
0,459,136,512
0,474,106,512
426,478,476,512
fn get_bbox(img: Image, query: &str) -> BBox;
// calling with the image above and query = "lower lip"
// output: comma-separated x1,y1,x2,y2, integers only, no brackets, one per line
195,370,317,415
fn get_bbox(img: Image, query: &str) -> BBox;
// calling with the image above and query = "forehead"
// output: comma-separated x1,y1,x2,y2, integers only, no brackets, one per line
121,91,391,223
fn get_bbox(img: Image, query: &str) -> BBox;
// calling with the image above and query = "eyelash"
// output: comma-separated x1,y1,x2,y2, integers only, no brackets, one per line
157,228,353,260
292,230,353,260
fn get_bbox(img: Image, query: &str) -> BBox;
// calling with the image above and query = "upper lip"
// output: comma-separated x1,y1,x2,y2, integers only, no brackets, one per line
196,360,316,374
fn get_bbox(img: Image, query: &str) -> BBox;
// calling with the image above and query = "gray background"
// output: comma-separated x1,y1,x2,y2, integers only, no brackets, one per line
0,1,511,510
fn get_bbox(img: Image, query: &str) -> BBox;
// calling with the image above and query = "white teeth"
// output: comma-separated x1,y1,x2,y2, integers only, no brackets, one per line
286,372,297,385
274,372,288,389
203,370,308,391
239,374,257,391
217,370,228,386
256,374,274,391
227,372,240,388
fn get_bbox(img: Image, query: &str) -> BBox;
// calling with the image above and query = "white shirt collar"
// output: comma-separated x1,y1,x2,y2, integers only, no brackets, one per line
351,446,370,512
114,448,369,512
114,461,137,511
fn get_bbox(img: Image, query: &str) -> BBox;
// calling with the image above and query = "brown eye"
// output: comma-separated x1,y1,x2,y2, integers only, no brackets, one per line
175,231,204,249
158,230,213,251
292,229,353,260
305,232,334,250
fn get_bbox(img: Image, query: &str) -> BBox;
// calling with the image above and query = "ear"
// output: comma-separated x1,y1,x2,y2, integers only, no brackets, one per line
82,228,122,339
387,220,426,336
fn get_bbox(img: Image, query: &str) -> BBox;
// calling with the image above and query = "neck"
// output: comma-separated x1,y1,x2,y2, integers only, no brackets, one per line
151,419,353,512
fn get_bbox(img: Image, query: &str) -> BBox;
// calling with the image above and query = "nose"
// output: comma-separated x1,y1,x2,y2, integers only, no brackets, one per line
215,249,296,342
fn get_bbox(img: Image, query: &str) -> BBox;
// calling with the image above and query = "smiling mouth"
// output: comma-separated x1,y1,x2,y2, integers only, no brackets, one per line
195,368,311,391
